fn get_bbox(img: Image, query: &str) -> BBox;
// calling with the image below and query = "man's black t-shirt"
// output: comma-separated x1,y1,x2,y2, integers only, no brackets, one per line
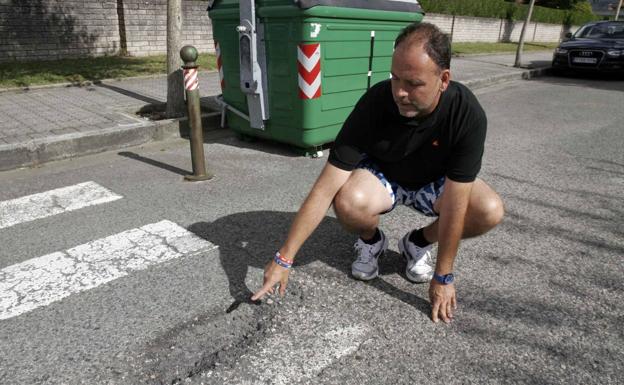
328,79,487,190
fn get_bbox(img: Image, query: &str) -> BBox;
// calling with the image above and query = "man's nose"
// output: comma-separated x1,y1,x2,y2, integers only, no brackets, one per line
395,85,408,98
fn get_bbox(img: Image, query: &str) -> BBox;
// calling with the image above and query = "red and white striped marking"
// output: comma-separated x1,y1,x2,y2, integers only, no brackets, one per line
215,40,225,90
184,68,199,91
297,43,322,100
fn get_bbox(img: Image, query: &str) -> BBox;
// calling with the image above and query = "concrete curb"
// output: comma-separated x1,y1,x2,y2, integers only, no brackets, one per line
0,112,221,172
464,67,552,90
452,49,554,58
0,67,551,172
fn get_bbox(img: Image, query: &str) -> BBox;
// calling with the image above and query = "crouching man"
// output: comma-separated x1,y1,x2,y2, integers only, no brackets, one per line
252,22,504,323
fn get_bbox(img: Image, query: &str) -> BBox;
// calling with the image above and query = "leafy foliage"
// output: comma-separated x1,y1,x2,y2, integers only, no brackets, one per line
530,1,587,9
418,0,599,25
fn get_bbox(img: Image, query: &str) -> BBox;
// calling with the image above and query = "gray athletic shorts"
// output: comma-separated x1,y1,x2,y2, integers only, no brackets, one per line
356,157,445,217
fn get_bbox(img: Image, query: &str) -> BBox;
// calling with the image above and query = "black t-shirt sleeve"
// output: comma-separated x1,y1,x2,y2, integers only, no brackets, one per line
445,105,487,183
327,87,377,171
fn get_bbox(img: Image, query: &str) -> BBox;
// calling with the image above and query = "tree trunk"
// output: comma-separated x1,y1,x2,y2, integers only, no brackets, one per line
514,0,536,68
616,0,623,21
116,0,127,56
166,0,185,118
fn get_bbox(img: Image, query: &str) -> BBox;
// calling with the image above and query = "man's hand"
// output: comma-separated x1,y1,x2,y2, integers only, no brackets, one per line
251,260,290,301
429,280,457,323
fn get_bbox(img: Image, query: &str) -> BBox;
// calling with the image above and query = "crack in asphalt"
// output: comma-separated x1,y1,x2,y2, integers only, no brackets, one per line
131,292,290,385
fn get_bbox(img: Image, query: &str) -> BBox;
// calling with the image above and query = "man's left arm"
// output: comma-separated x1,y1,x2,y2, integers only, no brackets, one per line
430,178,473,323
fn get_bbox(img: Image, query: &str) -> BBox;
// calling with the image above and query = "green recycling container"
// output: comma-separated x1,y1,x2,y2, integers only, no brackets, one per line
209,0,423,154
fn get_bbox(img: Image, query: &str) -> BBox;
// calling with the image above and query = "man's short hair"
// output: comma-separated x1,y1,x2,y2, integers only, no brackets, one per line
394,22,451,71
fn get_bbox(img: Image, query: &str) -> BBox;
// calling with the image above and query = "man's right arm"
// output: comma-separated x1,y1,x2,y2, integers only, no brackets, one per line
251,162,352,300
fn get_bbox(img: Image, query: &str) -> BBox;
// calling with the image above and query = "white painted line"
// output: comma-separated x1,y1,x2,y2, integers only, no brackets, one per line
263,325,367,384
204,323,368,384
0,181,123,230
0,220,217,320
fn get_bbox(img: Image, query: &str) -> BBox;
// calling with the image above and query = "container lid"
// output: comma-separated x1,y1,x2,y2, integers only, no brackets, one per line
293,0,423,13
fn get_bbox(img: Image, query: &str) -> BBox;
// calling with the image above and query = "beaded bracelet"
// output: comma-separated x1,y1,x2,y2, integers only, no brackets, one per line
274,251,293,269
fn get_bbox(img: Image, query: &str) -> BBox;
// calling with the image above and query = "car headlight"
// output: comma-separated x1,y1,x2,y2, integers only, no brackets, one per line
607,49,622,57
555,48,568,54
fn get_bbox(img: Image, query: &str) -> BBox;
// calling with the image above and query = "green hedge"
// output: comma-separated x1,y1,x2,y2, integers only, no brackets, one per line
418,0,599,25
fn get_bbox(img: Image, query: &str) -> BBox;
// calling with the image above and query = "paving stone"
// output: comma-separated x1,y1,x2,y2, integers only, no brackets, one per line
0,54,554,173
2,135,31,144
94,123,117,130
0,127,27,137
27,132,51,140
50,127,80,136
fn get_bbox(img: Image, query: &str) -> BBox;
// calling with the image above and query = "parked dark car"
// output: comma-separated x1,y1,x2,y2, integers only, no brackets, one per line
552,21,624,74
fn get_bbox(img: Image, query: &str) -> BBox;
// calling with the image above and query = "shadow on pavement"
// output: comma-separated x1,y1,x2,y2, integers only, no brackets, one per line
201,129,333,158
205,133,310,158
489,170,624,292
118,151,190,176
528,59,551,68
95,83,163,105
188,211,431,317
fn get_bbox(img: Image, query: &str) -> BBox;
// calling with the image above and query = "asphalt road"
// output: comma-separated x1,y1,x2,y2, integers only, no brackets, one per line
0,75,622,385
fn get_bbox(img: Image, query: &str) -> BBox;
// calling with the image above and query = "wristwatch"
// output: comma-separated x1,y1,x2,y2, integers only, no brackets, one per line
433,272,455,285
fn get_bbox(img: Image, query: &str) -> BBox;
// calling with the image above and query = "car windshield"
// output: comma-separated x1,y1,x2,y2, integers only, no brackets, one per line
574,23,624,39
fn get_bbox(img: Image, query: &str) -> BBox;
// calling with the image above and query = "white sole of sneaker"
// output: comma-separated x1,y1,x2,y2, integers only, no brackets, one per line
351,269,379,281
398,237,433,284
405,269,432,284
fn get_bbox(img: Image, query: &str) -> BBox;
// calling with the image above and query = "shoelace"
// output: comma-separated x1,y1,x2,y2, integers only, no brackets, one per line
422,251,432,265
353,240,378,264
409,244,432,265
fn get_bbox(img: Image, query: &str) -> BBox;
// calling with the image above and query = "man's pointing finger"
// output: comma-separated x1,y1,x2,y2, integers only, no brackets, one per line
251,283,273,301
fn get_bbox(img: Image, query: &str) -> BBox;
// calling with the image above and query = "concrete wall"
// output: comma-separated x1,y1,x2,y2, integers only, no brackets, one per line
425,13,579,43
122,0,213,57
0,0,213,63
0,3,578,63
0,0,120,62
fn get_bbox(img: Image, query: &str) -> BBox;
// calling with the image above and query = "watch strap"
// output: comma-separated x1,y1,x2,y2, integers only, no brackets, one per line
433,272,454,284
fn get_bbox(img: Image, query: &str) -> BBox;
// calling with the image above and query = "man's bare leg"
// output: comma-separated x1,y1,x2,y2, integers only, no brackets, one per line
423,178,504,243
332,169,394,238
333,169,394,280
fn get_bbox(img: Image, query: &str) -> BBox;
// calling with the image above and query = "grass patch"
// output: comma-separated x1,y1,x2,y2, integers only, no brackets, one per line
0,42,557,89
452,42,558,55
0,54,217,89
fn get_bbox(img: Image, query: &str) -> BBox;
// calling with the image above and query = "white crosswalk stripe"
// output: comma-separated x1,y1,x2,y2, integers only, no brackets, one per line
0,220,217,320
202,320,369,384
0,181,122,229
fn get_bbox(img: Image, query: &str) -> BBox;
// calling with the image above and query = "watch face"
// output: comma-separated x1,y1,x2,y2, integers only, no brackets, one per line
435,273,454,284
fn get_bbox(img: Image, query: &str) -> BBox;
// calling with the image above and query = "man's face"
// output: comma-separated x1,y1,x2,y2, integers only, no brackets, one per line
390,42,450,118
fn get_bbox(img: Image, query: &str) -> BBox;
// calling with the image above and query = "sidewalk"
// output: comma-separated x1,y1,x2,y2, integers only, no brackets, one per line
0,51,553,172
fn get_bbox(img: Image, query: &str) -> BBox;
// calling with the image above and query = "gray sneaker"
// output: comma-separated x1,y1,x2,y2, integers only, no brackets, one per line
398,230,433,283
351,229,388,281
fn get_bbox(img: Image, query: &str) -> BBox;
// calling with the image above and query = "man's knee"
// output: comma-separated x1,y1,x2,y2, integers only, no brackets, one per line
478,194,504,229
333,186,369,218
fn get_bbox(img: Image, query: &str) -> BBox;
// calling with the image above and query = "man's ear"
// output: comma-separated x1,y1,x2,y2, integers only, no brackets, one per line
440,69,451,92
